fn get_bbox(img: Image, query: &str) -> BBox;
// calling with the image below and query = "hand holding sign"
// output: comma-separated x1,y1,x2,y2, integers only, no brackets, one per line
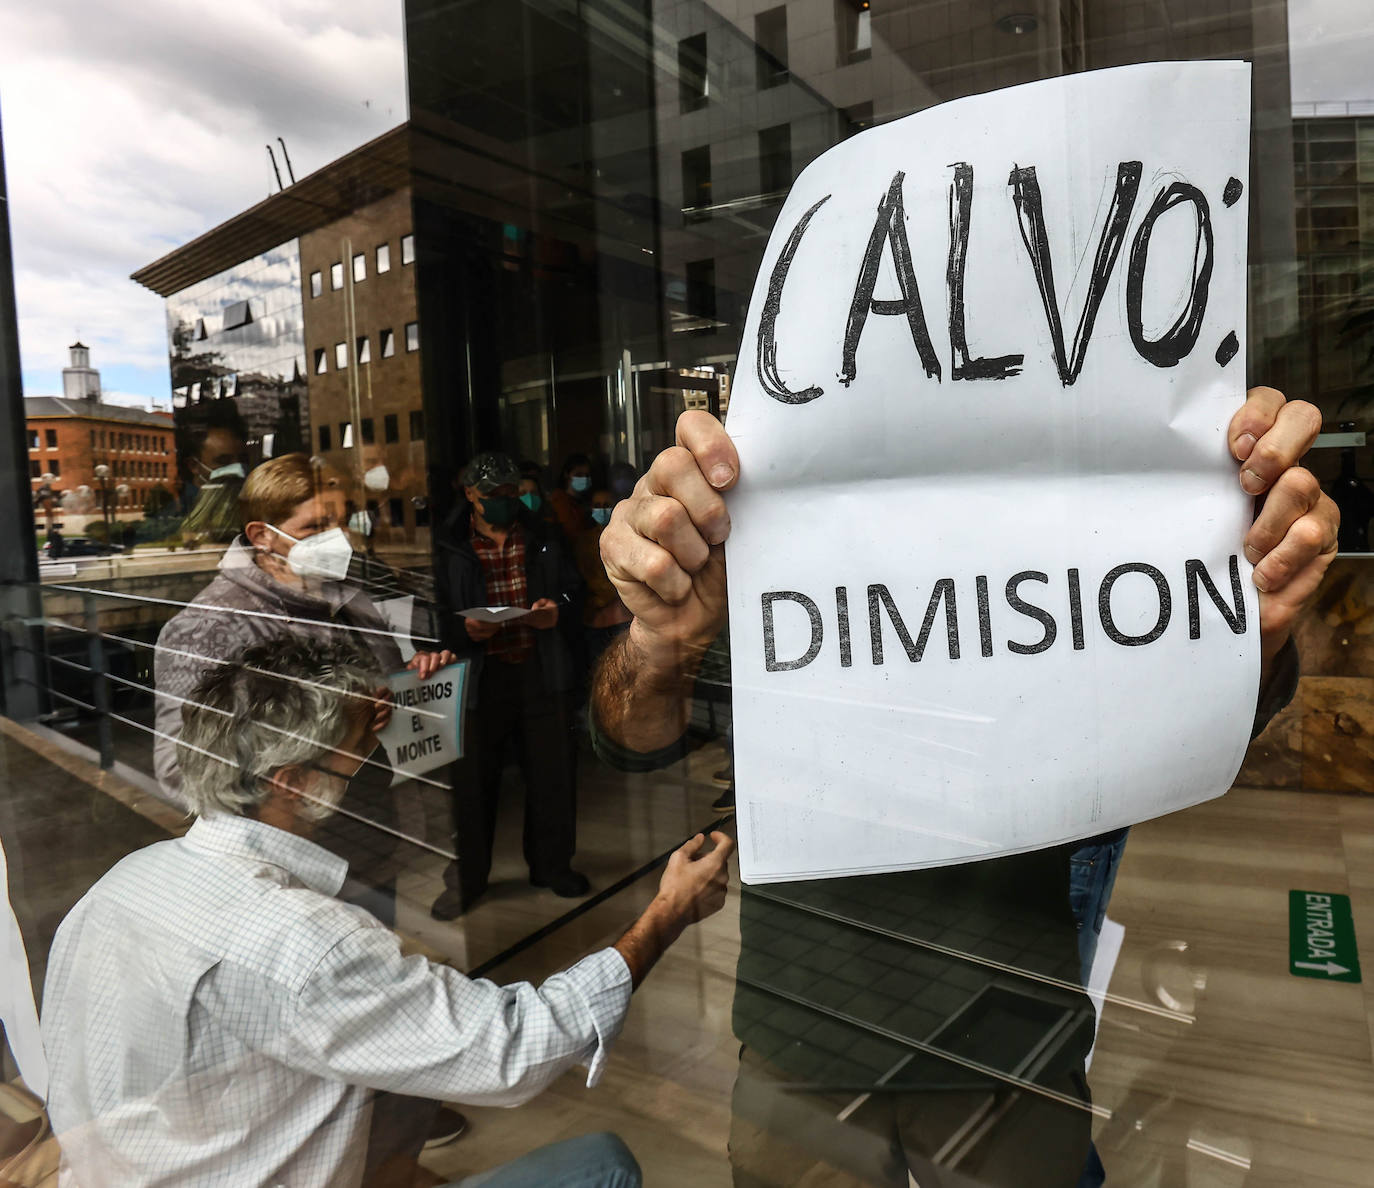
1228,388,1338,659
602,412,737,672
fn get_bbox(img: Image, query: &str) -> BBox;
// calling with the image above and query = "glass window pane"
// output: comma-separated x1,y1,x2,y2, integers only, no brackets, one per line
376,243,391,273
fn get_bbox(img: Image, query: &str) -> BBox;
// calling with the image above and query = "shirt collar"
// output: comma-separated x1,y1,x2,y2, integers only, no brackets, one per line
185,814,349,897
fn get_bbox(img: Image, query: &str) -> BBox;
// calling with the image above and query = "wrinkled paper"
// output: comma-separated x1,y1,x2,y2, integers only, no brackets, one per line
725,62,1257,884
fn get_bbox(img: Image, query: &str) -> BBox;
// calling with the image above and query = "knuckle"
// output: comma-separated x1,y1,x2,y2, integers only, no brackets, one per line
1293,517,1326,553
1249,438,1284,474
648,499,684,539
1290,400,1323,438
1288,466,1320,503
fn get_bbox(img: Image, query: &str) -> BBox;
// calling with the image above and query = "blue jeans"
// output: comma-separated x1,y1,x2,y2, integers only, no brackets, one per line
449,1132,642,1188
1067,827,1129,1188
1068,828,1130,986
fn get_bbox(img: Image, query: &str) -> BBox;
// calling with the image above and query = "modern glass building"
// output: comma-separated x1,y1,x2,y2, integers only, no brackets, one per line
1,2,1372,1184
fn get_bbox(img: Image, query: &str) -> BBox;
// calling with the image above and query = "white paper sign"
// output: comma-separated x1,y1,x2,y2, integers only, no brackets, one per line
376,661,469,783
725,63,1258,884
459,606,533,624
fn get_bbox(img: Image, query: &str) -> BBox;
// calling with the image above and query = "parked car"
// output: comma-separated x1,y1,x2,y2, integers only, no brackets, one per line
40,537,123,558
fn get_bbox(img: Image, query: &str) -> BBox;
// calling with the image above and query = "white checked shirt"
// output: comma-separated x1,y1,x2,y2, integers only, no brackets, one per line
41,814,632,1188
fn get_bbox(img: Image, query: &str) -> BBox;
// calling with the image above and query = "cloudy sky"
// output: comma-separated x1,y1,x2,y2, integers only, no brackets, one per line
1,0,406,408
2,1,1372,409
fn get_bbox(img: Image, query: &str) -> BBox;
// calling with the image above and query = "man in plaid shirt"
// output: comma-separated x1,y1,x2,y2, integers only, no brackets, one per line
432,453,587,918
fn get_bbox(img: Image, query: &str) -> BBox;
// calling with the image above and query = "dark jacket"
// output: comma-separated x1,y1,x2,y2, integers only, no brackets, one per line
434,504,583,700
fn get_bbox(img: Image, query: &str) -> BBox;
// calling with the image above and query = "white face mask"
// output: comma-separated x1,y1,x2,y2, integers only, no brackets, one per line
266,524,353,581
209,462,246,482
363,465,390,492
348,510,374,537
297,768,348,822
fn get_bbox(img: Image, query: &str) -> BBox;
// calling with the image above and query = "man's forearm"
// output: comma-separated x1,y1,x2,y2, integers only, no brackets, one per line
612,896,684,989
591,623,704,753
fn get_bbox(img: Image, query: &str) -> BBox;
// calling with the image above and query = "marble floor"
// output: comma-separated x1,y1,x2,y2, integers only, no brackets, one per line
5,717,1374,1187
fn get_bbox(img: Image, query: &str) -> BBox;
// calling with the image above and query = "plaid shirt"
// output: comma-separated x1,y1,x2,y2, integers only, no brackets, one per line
471,523,535,663
41,814,631,1188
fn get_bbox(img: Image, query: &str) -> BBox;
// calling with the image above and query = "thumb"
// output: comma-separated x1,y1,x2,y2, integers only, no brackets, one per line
677,833,707,860
708,831,736,861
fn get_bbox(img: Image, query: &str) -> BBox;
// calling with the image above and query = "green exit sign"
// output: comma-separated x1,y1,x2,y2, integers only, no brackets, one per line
1289,891,1361,983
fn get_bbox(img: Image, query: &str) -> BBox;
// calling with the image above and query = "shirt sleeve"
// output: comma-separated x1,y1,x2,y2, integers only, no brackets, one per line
588,709,691,773
285,929,633,1106
1252,635,1300,741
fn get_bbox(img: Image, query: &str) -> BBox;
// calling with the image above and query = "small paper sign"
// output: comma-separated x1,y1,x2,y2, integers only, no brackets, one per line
376,661,469,783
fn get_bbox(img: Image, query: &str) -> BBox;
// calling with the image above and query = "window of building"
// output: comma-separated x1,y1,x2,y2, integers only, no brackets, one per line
686,258,717,318
840,0,872,65
340,422,353,449
679,33,708,113
318,424,331,452
376,243,391,273
29,460,39,478
682,146,712,215
405,321,419,352
335,341,348,369
755,7,788,90
384,413,399,443
380,328,395,358
352,253,366,283
388,497,404,527
759,123,792,195
356,336,371,365
310,270,322,298
330,261,344,290
222,299,253,330
409,409,425,440
49,460,60,477
314,348,327,374
27,430,37,450
45,429,57,448
400,234,415,265
361,417,375,445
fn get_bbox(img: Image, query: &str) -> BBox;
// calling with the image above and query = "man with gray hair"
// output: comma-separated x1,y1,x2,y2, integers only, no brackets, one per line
41,635,732,1188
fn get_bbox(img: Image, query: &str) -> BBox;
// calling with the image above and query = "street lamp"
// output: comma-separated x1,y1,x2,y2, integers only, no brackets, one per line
35,472,57,538
93,463,111,546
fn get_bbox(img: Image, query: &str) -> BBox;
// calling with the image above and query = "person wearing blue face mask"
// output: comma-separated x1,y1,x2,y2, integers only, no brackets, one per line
550,452,595,540
432,452,587,917
575,487,633,673
180,423,249,545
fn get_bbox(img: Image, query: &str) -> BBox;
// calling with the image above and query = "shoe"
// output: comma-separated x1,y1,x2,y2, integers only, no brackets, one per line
530,869,591,898
711,786,736,813
431,886,485,920
422,1106,468,1149
712,765,733,787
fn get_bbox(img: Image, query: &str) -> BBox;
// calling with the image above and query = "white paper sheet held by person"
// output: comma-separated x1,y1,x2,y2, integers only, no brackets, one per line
724,61,1257,884
459,606,535,624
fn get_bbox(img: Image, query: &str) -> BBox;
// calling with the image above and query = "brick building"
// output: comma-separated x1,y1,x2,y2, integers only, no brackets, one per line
299,185,427,539
26,344,176,532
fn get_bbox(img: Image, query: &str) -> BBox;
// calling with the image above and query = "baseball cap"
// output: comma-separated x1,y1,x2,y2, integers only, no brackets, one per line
459,452,521,493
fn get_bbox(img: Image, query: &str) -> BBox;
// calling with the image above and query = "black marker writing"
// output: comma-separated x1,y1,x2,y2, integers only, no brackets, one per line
841,171,941,387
